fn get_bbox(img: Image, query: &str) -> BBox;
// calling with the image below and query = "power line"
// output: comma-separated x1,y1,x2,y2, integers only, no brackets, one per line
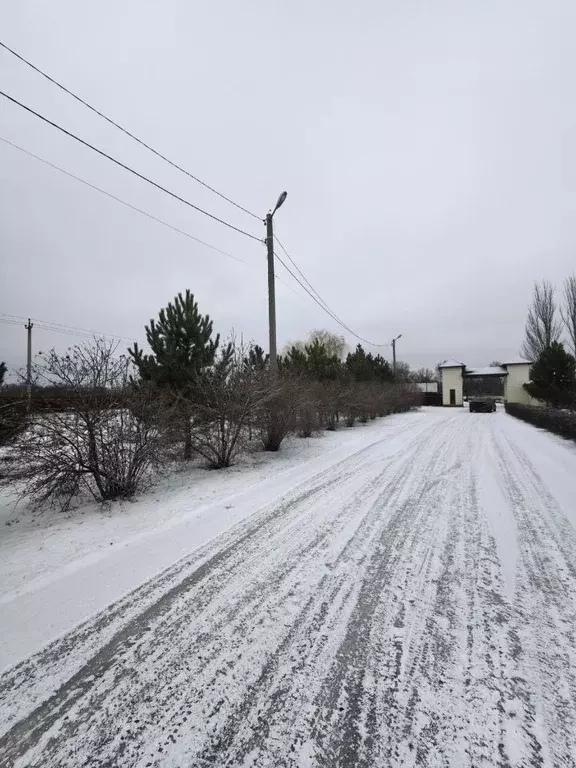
0,314,136,343
0,137,254,268
0,98,385,345
273,252,379,345
0,137,305,302
0,90,263,243
273,238,390,348
0,40,260,221
274,234,358,335
38,324,134,342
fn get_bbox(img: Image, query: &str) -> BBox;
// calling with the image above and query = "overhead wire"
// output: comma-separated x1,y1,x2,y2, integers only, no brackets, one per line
0,91,387,345
0,314,136,343
0,91,263,243
0,40,260,220
273,238,390,348
0,137,254,268
0,136,307,304
274,234,363,336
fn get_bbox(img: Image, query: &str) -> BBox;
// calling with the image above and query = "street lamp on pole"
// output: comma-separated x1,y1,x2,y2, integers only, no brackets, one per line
265,191,287,373
392,334,402,375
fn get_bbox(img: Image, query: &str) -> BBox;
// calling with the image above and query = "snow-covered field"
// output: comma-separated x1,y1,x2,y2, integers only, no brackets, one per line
1,407,576,767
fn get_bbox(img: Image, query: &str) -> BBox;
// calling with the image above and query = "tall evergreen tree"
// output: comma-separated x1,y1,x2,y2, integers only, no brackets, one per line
0,361,6,387
346,345,394,383
346,344,375,382
129,290,229,458
524,342,576,408
304,339,342,381
372,355,394,384
129,291,223,387
281,345,308,375
243,344,269,372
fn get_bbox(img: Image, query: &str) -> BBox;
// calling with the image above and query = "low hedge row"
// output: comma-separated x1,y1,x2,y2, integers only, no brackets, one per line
504,402,576,441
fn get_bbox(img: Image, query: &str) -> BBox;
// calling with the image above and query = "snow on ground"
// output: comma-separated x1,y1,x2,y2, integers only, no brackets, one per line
0,411,435,671
1,406,576,767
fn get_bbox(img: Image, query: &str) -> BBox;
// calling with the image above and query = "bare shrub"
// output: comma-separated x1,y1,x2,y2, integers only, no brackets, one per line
179,347,273,468
11,339,165,511
260,374,303,451
315,381,342,431
293,379,322,438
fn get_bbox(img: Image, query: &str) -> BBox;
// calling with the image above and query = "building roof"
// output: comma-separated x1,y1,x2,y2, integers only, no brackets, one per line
502,358,532,366
440,358,532,372
439,359,465,368
464,366,507,377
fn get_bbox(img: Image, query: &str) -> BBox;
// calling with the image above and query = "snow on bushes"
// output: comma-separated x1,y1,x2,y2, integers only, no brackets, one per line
505,402,576,442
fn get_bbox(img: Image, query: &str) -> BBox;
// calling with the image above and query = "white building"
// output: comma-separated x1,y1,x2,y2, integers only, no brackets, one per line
502,360,539,405
439,360,465,406
439,359,537,406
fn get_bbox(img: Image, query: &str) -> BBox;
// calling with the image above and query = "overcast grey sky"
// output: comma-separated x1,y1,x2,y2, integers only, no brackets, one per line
1,0,575,374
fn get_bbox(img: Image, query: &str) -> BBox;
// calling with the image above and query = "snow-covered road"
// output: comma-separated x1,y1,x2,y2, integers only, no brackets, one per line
1,408,576,767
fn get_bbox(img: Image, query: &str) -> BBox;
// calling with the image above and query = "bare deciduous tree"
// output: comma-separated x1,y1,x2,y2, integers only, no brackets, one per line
284,329,347,361
521,280,562,362
394,361,411,382
307,330,347,360
410,367,436,383
435,362,446,382
11,339,165,511
560,274,576,357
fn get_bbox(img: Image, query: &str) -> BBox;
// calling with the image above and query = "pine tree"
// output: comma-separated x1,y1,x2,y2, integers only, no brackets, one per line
304,339,342,381
129,290,229,458
346,344,376,382
0,361,6,387
372,355,394,384
243,344,269,372
282,345,308,375
524,342,576,408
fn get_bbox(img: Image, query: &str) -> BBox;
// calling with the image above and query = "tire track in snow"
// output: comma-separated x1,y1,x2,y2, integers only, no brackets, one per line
0,416,444,767
0,425,409,738
308,416,504,768
311,419,462,768
491,431,576,767
2,410,576,768
189,417,464,768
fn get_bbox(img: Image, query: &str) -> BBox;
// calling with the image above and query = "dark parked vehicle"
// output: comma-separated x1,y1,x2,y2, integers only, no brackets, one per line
469,398,496,413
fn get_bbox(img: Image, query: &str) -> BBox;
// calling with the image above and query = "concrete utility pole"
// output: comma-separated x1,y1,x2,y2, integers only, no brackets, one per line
25,318,33,411
265,191,287,373
265,213,277,373
392,333,402,375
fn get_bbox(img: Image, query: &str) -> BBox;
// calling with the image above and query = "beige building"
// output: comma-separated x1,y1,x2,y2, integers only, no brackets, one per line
440,359,536,406
439,360,465,406
502,361,539,405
